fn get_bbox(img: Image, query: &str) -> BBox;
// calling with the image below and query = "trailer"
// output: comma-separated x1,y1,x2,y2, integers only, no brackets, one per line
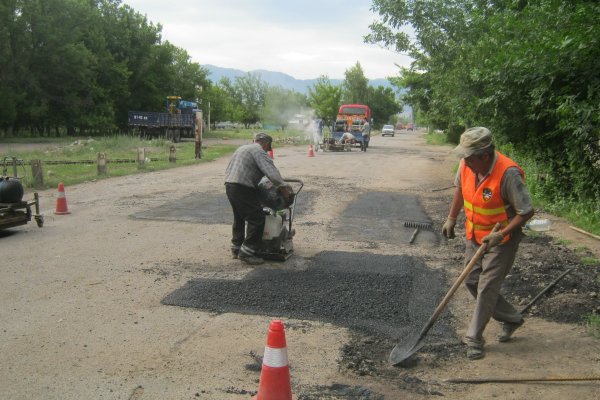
0,158,43,230
0,194,44,230
320,104,372,152
128,96,202,142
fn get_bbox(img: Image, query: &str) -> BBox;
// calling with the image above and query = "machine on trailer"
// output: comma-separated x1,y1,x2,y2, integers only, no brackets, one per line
320,103,372,152
0,157,43,230
257,178,303,261
128,96,202,142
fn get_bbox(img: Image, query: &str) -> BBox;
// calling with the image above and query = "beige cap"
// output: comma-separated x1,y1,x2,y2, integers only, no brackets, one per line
454,127,492,158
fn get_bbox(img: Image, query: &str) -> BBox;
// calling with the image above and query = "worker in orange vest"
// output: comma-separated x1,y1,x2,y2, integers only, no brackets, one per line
442,127,534,360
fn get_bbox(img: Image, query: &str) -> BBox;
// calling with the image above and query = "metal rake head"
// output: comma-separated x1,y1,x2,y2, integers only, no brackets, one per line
404,220,433,230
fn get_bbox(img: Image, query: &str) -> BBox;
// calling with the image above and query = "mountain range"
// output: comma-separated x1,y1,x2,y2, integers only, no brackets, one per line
203,64,394,94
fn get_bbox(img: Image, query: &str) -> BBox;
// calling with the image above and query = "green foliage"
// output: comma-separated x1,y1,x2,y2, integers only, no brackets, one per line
307,76,342,125
369,0,600,223
367,85,402,127
0,0,210,136
342,62,369,104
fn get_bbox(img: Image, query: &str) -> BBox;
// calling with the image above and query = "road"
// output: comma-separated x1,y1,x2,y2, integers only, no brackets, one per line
1,131,599,399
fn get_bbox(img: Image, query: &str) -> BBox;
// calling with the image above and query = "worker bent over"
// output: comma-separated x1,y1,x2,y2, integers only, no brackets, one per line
224,133,293,265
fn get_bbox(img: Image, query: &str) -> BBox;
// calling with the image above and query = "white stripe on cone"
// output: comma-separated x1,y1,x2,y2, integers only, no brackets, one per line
262,346,288,368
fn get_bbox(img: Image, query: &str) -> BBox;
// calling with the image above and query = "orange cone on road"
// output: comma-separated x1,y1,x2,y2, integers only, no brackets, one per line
308,144,315,157
268,149,274,159
251,320,293,400
54,182,70,215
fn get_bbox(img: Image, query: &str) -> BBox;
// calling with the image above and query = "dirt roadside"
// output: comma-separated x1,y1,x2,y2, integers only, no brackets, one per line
1,132,599,399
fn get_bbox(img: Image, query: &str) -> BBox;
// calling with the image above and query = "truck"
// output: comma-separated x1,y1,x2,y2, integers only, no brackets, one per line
326,104,372,151
128,96,202,142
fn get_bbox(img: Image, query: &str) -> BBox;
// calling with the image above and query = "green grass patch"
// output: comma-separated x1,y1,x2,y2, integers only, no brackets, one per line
580,256,600,266
1,135,236,189
587,314,600,339
555,238,573,246
424,131,450,146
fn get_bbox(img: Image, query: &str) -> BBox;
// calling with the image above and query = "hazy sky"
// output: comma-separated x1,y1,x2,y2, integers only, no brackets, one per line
123,0,412,80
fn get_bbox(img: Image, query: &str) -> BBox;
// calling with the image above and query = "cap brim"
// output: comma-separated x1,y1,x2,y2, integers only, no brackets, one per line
453,144,473,158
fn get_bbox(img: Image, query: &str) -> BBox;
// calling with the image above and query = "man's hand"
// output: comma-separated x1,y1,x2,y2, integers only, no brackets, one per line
482,231,504,249
442,217,457,239
277,185,295,206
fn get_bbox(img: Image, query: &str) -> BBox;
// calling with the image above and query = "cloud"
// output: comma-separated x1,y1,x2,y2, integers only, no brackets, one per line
124,0,410,79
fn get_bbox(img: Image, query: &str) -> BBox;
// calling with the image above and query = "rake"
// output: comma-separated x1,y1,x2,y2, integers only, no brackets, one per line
404,220,433,230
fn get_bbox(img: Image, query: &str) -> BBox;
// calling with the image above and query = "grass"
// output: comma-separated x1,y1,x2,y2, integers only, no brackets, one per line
1,135,237,189
587,314,600,339
1,129,313,190
424,130,450,146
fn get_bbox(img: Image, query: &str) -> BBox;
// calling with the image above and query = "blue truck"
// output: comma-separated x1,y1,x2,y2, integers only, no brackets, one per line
128,96,201,142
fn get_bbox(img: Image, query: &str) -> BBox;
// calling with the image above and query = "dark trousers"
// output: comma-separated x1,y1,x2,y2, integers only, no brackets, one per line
225,183,264,252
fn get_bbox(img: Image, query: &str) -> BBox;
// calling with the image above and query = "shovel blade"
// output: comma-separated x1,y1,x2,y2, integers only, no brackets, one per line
389,336,425,365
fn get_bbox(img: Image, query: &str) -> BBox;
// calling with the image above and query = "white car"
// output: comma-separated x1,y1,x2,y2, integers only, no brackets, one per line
381,124,395,137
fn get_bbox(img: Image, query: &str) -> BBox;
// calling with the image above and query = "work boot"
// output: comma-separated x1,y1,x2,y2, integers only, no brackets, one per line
230,245,240,259
498,319,525,342
238,246,264,265
466,344,484,360
238,253,264,265
463,337,485,360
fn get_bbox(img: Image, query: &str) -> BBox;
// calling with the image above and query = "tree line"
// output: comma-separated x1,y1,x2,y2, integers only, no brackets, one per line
368,0,599,206
0,0,401,138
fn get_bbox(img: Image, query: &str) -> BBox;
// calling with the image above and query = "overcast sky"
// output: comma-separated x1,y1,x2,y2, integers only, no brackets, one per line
123,0,412,80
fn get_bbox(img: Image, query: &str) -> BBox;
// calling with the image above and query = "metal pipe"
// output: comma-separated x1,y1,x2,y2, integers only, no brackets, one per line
520,268,573,314
445,376,600,384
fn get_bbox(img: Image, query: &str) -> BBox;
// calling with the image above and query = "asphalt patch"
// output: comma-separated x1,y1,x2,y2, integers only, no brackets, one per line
331,192,438,245
131,189,317,224
162,251,455,341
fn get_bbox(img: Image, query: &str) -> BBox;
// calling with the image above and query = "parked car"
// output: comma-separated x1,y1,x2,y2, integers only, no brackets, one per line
381,124,395,137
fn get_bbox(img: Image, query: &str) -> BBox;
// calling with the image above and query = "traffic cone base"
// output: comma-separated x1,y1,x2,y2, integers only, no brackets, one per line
252,320,293,400
54,182,70,214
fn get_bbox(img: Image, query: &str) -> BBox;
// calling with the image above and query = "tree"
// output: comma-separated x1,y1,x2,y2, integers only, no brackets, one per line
234,73,268,127
367,0,600,204
307,75,342,126
367,86,401,127
342,62,369,104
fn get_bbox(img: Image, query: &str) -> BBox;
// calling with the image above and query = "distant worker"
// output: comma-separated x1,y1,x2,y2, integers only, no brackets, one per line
225,133,293,265
338,131,355,144
442,127,534,360
360,120,370,152
312,119,323,152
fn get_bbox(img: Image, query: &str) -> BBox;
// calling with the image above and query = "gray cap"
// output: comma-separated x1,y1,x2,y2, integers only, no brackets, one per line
254,132,273,151
454,127,493,158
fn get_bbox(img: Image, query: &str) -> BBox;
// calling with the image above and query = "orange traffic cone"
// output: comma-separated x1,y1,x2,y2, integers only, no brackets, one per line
268,149,274,159
54,182,70,215
252,320,293,400
308,144,315,157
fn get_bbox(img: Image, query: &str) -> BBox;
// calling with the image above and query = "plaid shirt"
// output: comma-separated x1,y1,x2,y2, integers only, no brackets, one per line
224,143,285,188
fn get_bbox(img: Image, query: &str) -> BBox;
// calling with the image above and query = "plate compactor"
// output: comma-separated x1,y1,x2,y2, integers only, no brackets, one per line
256,178,303,261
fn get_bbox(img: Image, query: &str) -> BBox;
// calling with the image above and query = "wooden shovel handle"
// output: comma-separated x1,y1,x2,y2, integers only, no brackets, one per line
417,223,501,339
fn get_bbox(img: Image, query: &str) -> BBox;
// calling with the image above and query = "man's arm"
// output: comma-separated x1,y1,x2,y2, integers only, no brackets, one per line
254,149,285,187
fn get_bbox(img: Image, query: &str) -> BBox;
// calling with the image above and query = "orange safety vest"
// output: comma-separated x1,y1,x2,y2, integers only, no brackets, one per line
460,151,524,244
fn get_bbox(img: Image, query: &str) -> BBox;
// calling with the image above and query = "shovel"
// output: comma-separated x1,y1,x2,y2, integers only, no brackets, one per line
389,223,500,365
